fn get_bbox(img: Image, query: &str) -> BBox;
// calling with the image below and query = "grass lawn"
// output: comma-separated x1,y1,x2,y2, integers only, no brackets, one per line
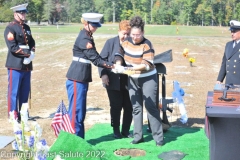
48,124,209,160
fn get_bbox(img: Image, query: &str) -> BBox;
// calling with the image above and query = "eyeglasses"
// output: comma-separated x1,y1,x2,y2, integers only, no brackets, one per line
130,34,142,38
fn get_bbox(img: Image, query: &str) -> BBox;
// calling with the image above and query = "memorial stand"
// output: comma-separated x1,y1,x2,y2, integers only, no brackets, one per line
205,91,240,160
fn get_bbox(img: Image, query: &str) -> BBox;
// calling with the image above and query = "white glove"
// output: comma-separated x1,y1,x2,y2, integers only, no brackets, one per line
29,51,35,61
23,58,31,64
23,51,35,64
112,65,125,73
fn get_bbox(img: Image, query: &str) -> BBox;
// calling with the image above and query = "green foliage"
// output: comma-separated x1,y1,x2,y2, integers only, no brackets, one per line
0,0,240,25
0,2,12,22
171,21,177,25
28,0,44,24
43,0,57,24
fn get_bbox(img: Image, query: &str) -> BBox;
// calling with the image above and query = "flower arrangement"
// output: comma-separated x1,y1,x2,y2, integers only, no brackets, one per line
9,103,49,160
182,48,188,58
188,57,196,67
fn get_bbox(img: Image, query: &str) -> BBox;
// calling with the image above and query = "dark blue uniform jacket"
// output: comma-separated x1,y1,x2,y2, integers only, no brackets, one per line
66,29,113,82
4,20,35,71
217,41,240,85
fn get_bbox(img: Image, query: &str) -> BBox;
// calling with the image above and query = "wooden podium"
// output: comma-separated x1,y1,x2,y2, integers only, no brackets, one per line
205,91,240,160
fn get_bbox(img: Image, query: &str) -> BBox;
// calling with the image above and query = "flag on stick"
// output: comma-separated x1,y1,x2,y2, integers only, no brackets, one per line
51,101,75,137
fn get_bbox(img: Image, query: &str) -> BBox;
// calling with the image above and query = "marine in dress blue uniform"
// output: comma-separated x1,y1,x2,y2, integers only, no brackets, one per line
66,13,113,138
4,3,35,121
217,20,240,85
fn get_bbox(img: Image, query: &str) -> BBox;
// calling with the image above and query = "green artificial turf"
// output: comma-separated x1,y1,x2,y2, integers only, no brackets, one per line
47,124,209,160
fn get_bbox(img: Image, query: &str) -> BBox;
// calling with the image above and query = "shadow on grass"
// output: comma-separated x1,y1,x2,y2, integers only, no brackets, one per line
86,123,203,146
170,117,205,128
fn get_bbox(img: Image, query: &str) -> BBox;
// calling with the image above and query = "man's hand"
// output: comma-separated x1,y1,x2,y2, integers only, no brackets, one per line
23,51,35,64
115,59,122,65
23,57,31,64
112,65,125,73
101,75,109,86
29,51,35,61
216,81,222,84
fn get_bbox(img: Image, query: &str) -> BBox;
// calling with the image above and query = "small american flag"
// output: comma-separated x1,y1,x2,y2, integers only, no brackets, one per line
51,101,75,137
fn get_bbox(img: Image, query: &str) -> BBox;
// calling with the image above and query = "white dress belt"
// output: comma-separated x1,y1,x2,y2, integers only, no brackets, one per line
72,57,91,64
19,45,29,49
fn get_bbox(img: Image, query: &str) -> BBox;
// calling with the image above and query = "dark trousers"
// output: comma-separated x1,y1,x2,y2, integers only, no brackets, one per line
66,79,88,139
7,69,31,120
106,89,133,133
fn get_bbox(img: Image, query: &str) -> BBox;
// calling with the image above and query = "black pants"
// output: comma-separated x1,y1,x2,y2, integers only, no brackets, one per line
106,89,133,133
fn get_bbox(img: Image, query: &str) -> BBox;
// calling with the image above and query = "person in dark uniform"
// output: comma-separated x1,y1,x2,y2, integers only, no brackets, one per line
217,20,240,85
114,16,164,146
98,20,133,139
66,13,115,139
4,3,35,121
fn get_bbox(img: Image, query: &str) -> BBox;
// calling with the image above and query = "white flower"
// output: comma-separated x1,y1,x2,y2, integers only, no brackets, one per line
30,130,35,136
13,122,21,132
9,111,17,123
35,140,49,153
20,104,29,124
24,124,31,132
9,103,49,159
21,103,29,112
18,145,23,151
12,141,19,150
36,141,44,151
42,145,50,154
34,123,42,138
54,155,64,160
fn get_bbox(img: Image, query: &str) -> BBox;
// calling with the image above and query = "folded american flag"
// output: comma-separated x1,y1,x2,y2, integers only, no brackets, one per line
51,101,75,137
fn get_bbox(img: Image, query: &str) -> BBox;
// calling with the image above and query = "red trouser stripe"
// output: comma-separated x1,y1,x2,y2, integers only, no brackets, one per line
8,69,12,117
71,81,77,129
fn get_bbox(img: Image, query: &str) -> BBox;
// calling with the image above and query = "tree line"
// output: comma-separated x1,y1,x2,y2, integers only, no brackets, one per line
1,0,240,26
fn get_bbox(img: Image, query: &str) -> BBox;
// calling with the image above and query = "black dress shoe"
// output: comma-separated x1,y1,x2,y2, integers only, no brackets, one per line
130,138,144,144
156,141,164,146
121,132,133,138
114,133,122,139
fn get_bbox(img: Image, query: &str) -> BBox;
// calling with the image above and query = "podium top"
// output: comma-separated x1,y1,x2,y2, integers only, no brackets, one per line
206,91,240,118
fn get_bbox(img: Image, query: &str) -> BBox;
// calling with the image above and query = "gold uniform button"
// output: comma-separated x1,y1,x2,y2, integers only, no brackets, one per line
234,71,236,74
234,60,237,62
234,65,236,67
